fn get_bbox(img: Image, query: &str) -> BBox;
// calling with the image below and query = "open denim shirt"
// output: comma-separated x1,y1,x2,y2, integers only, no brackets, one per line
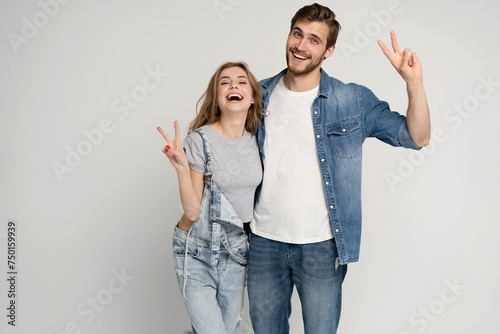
255,69,421,264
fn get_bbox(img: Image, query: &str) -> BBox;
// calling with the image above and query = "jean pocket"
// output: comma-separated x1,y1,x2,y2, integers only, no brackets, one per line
327,117,362,158
172,235,199,258
230,239,248,265
237,243,248,259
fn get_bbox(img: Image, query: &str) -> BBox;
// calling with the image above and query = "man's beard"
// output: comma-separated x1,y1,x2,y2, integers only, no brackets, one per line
286,49,324,76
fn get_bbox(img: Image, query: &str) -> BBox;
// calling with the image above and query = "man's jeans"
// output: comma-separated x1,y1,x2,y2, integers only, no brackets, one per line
248,233,347,334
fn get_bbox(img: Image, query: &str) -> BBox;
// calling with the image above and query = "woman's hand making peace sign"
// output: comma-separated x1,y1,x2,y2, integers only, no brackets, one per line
157,120,189,173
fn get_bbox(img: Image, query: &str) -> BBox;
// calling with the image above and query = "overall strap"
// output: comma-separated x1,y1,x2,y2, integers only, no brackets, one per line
194,128,220,266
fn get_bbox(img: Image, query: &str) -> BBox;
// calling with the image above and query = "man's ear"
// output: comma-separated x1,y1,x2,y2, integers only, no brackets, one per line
324,45,335,60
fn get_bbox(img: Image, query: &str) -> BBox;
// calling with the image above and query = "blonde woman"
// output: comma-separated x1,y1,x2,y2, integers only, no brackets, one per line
157,61,263,334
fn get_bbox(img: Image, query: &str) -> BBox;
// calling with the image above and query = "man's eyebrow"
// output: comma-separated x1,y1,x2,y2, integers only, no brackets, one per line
310,33,323,42
292,26,324,43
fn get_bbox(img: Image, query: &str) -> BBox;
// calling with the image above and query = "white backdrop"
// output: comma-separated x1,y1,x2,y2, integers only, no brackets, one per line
1,1,499,333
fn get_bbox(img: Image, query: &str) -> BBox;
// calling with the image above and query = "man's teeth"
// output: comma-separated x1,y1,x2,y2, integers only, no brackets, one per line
293,52,307,60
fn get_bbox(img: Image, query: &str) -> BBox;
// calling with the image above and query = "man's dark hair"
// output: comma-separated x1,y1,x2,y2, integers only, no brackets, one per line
290,3,342,48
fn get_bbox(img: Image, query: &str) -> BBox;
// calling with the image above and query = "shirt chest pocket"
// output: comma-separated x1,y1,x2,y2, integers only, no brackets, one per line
326,117,362,158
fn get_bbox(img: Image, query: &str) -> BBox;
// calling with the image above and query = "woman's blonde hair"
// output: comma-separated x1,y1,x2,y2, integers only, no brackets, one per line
188,61,263,135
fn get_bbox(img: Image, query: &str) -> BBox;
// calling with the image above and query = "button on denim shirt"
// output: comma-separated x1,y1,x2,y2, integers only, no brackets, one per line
256,69,421,264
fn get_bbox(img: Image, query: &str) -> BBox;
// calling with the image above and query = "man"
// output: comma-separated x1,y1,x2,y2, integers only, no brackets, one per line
247,3,430,334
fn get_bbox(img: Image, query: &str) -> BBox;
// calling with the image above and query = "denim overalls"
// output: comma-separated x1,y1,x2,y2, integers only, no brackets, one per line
172,129,248,334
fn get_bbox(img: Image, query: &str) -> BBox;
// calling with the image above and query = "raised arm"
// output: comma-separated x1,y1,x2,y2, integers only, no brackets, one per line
378,31,430,147
157,121,204,231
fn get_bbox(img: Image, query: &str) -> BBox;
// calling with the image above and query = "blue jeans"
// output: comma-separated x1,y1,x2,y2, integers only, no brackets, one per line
247,233,347,334
173,226,247,334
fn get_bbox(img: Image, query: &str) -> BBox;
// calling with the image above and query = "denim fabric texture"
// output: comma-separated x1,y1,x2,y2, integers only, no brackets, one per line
256,69,421,265
172,129,248,334
248,233,347,334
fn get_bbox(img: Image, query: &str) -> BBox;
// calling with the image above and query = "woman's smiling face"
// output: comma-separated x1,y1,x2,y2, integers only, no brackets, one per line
217,66,254,115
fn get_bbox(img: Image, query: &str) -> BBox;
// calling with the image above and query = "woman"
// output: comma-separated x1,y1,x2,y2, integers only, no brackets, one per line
157,61,263,334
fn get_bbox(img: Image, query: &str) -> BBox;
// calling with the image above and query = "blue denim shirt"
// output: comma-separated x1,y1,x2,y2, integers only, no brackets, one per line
256,68,421,264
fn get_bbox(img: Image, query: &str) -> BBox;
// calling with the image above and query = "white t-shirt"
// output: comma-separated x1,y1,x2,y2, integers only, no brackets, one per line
251,78,334,243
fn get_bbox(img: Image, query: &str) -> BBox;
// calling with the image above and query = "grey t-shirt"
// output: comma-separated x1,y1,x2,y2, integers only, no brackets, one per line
184,124,262,222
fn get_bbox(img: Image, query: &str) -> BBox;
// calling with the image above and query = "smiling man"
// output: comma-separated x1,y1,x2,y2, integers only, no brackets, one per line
247,3,430,333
